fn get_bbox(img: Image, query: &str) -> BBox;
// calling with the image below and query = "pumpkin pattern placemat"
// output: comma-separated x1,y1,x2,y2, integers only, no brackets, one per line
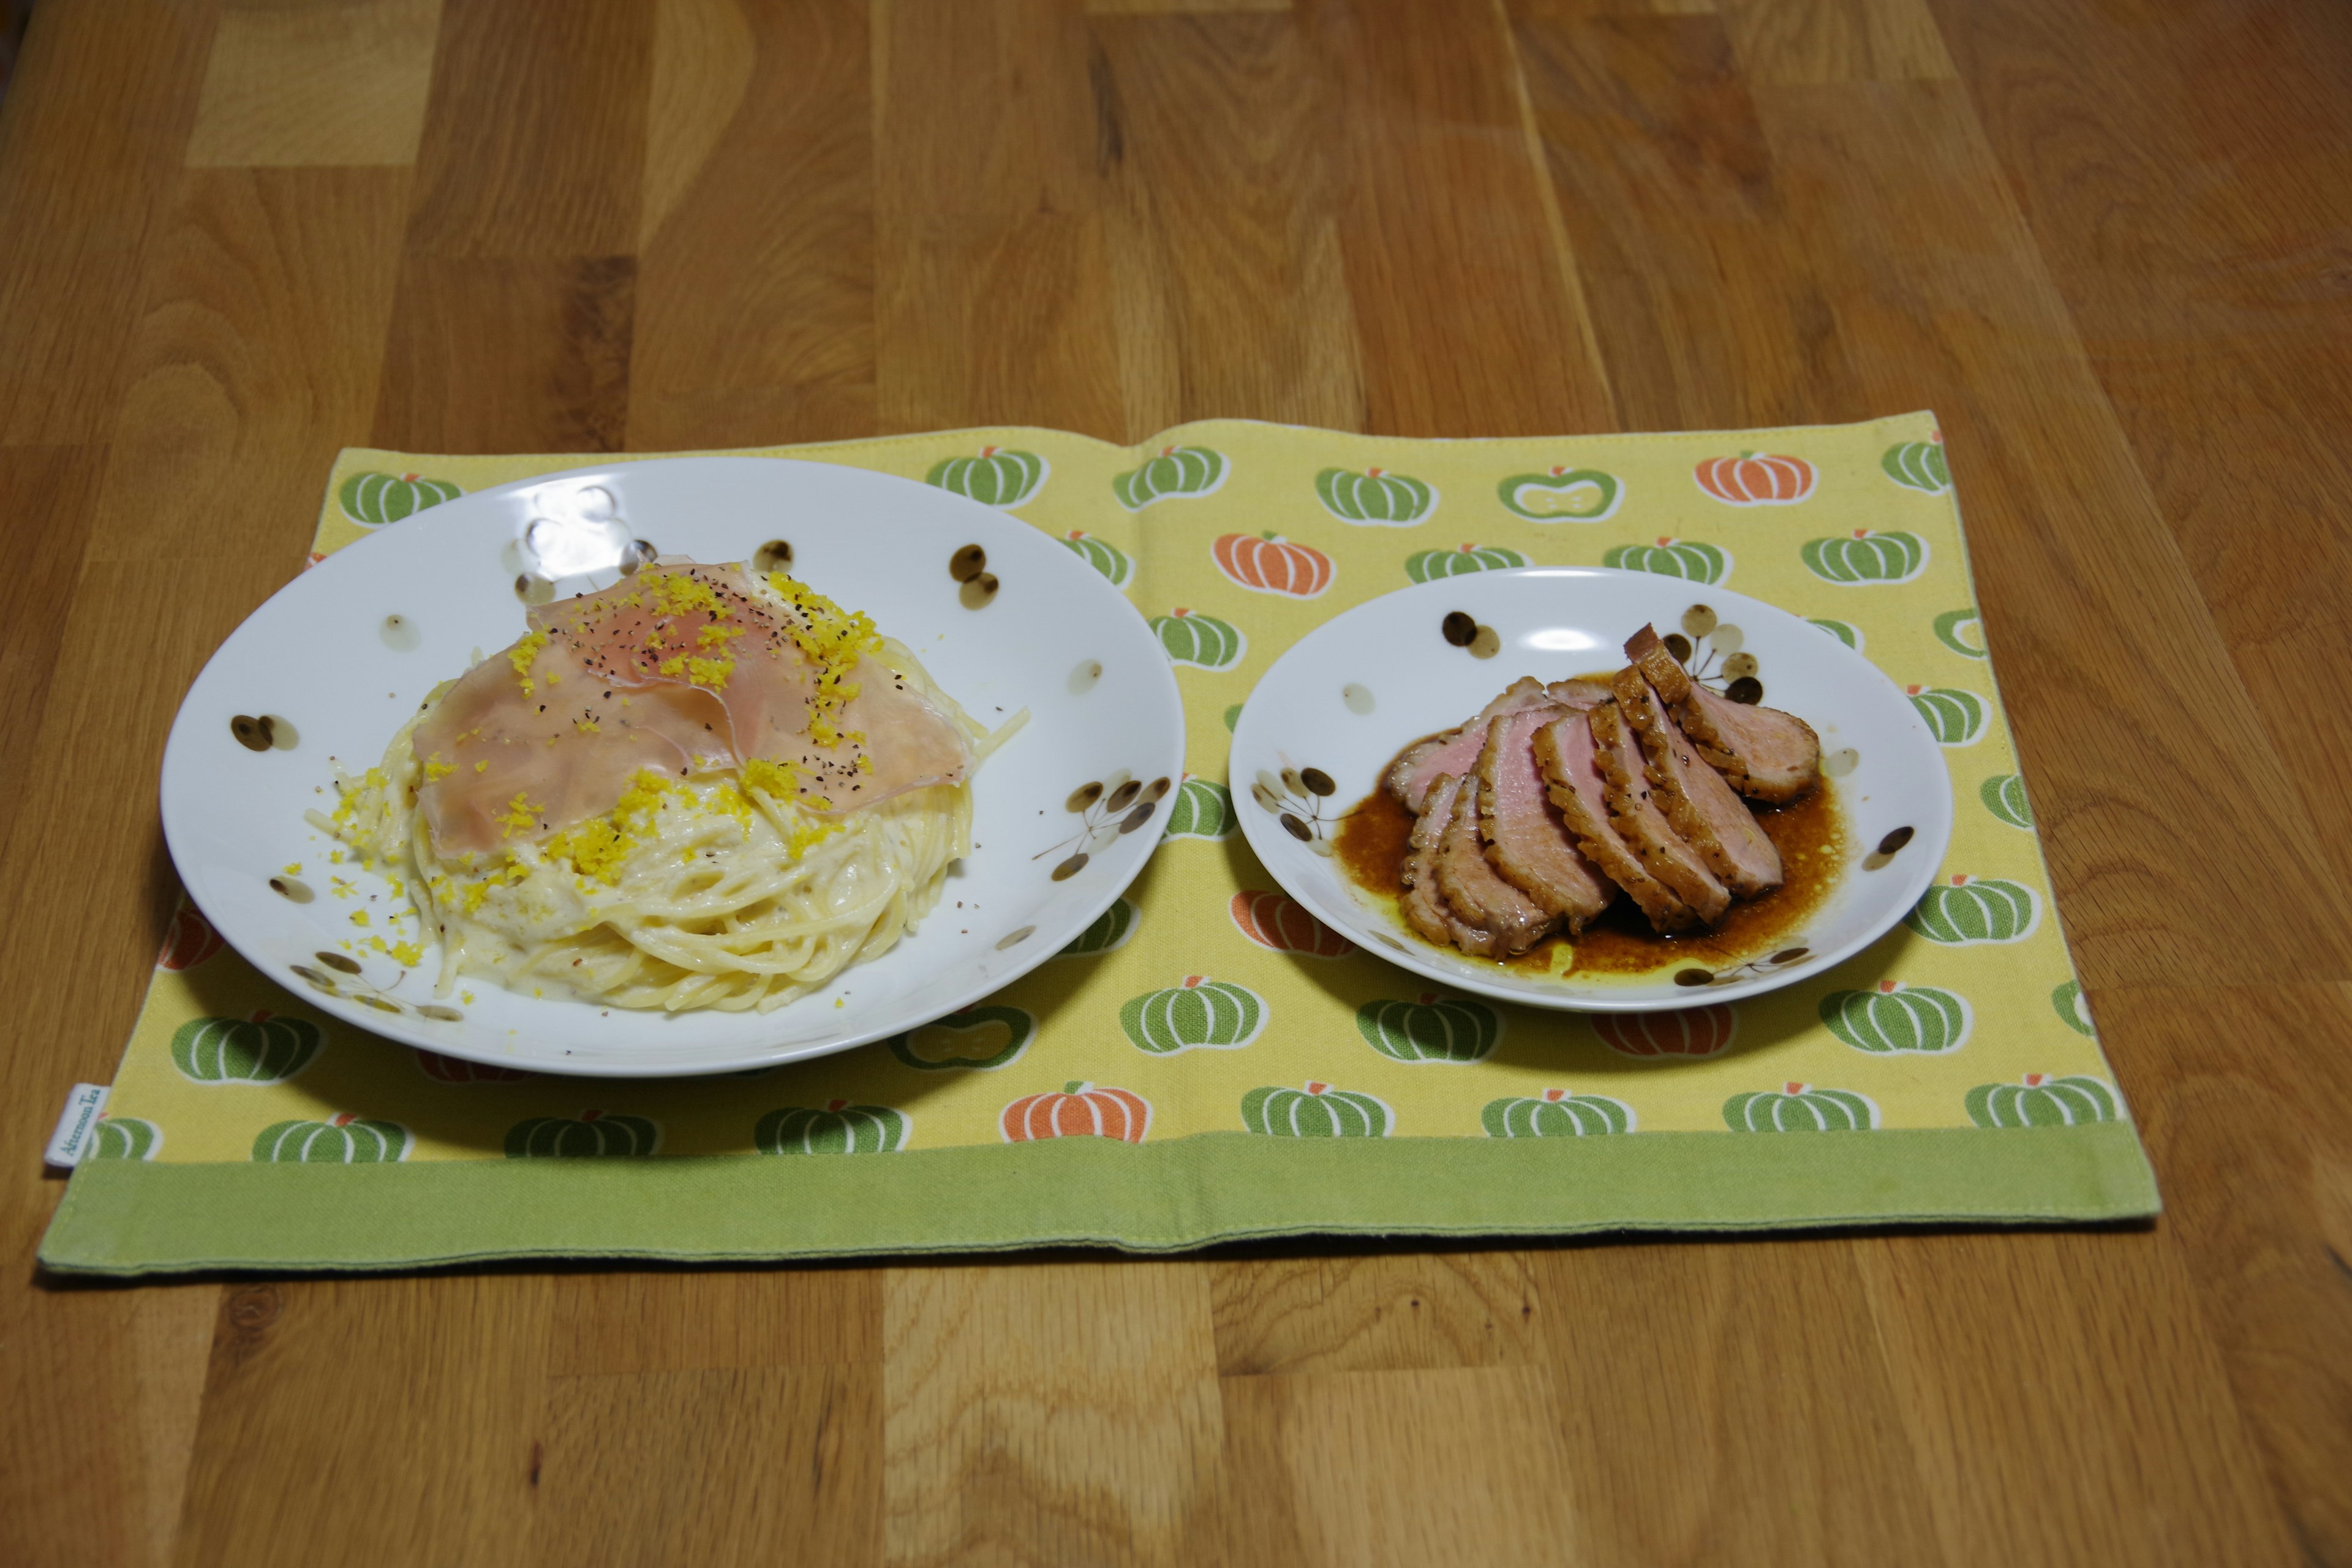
40,413,2157,1275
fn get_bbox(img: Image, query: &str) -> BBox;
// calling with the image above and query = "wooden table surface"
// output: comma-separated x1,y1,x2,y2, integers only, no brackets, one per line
4,0,2348,1562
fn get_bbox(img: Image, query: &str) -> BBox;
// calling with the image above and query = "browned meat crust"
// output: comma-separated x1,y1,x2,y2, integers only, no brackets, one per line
1533,710,1702,933
1434,775,1555,957
1400,773,1488,951
1474,707,1615,931
1585,700,1733,922
1612,667,1783,897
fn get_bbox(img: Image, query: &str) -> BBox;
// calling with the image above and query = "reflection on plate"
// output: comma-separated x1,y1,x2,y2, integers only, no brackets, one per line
161,458,1186,1077
1228,569,1951,1012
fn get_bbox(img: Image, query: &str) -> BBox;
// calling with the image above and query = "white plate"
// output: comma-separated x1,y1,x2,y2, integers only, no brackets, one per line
161,457,1186,1077
1229,568,1951,1012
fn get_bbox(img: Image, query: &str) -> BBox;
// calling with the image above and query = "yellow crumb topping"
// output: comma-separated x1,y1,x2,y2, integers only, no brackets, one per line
509,629,550,696
423,753,454,782
497,793,542,840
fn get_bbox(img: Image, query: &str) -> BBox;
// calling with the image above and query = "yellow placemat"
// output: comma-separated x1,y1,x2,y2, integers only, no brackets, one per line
41,415,2155,1275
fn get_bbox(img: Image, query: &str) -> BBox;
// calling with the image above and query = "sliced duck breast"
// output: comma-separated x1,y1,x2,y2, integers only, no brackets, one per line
1544,678,1613,710
1434,775,1555,957
1532,710,1702,933
1400,773,1491,952
1624,628,1819,804
1611,666,1783,897
1585,701,1733,922
1474,707,1616,931
1384,677,1553,813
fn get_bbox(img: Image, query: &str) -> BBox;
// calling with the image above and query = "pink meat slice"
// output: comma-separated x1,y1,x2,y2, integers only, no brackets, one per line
1434,775,1555,957
1532,710,1702,933
1586,700,1733,922
1474,706,1615,931
1626,631,1819,804
1611,666,1783,898
1400,773,1488,952
1384,677,1554,813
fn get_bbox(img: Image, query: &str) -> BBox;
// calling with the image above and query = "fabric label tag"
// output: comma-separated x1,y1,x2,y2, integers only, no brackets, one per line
44,1084,110,1170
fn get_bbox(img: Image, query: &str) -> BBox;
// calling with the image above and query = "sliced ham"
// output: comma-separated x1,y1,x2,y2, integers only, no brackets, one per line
1474,707,1615,932
1532,709,1703,933
415,564,973,858
1433,775,1555,957
1611,666,1782,898
1585,700,1733,922
1626,629,1819,804
1400,773,1488,952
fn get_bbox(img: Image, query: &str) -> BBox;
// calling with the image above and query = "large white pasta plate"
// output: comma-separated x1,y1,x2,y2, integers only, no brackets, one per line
160,457,1186,1077
1229,569,1953,1012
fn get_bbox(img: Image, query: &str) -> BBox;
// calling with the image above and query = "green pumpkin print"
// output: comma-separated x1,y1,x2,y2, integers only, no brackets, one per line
252,1114,410,1163
172,1011,322,1084
1482,1088,1633,1137
503,1110,662,1158
1881,439,1951,494
1406,543,1528,582
755,1099,910,1155
926,447,1049,508
337,470,461,527
1496,466,1623,522
1316,466,1437,526
1981,774,2033,829
2052,979,2097,1037
1120,976,1265,1056
1820,981,1972,1054
1966,1073,2120,1128
1801,530,1929,585
1061,529,1132,586
1162,777,1236,841
1722,1083,1879,1132
1354,993,1501,1065
1904,875,2041,945
1907,685,1986,745
887,1006,1037,1070
1150,608,1246,670
1810,617,1863,650
1059,900,1138,957
87,1117,162,1161
1604,538,1727,584
1114,446,1227,509
1242,1080,1393,1138
1932,608,1986,658
1223,704,1243,732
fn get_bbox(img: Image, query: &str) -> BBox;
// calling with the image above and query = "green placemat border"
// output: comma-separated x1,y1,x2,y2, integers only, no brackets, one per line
41,1125,2155,1276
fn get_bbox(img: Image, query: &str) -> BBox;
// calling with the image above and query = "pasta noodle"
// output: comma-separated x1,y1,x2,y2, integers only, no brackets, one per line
315,568,1017,1014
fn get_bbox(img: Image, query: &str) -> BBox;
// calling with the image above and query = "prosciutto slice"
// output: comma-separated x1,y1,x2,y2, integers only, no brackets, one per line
414,564,972,857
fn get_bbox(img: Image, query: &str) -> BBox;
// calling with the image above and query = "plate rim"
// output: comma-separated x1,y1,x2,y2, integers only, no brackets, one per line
159,453,1188,1077
1227,565,1953,1014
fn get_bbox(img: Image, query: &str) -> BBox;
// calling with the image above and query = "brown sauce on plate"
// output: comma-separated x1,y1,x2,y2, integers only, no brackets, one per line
1335,753,1849,984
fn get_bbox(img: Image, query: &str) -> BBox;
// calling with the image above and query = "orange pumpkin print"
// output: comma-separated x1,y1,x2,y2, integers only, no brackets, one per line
1229,890,1355,957
1591,1004,1737,1058
1212,532,1335,598
1694,451,1818,507
1000,1081,1153,1144
156,903,225,971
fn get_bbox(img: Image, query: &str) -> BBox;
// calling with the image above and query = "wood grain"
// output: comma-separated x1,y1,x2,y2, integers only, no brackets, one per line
5,0,2350,1561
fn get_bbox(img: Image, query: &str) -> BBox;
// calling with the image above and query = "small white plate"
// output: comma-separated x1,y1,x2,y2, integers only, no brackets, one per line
161,457,1186,1077
1229,568,1951,1012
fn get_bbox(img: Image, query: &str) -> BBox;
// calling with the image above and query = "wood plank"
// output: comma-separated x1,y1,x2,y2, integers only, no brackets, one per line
0,446,105,852
402,0,651,260
1322,0,1615,436
1216,1366,1577,1566
0,0,219,444
881,1262,1227,1566
1208,1253,1544,1376
1509,12,1867,432
1088,10,1365,429
2089,983,2352,1561
1749,78,2352,986
1718,0,1952,85
873,0,1127,437
547,1267,881,1374
529,1366,881,1566
185,0,442,168
628,0,875,450
175,1277,551,1568
1531,1241,1947,1564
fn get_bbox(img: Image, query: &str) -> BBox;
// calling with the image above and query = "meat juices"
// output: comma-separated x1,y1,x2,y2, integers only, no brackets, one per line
1381,624,1820,954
